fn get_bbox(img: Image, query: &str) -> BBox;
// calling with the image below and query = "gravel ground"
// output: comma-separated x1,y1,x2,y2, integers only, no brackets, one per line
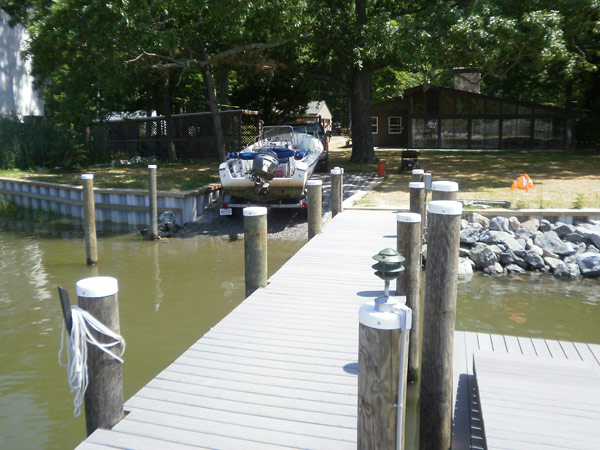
176,173,378,241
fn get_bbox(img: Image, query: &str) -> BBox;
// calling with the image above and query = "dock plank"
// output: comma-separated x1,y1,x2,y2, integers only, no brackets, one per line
475,352,600,450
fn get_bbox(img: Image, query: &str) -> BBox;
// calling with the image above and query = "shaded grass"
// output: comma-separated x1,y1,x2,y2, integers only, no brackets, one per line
0,161,221,191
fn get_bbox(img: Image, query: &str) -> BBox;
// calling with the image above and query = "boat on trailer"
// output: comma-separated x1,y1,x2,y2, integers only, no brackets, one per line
219,125,324,214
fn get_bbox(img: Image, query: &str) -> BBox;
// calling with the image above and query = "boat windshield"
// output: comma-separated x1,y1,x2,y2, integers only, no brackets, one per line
262,126,294,142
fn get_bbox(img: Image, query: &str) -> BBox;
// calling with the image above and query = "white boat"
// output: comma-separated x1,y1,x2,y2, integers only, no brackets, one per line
219,125,324,208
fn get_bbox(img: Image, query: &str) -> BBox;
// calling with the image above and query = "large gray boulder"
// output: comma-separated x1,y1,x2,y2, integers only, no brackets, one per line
505,264,526,274
469,243,497,269
554,223,576,238
525,250,545,270
515,228,536,240
544,257,562,271
539,219,553,232
479,230,515,244
458,257,474,279
460,227,481,244
565,233,585,244
582,227,600,248
521,219,540,232
553,261,581,279
470,213,490,228
489,217,511,233
483,262,504,276
576,252,600,277
534,231,576,256
508,216,520,232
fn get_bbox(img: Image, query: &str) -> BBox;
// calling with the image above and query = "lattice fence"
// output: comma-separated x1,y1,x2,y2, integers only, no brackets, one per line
90,110,259,163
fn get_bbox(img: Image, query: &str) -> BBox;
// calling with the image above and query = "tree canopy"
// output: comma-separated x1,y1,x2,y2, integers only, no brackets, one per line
2,0,598,163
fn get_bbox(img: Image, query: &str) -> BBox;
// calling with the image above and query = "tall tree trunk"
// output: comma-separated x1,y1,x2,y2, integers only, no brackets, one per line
203,63,227,162
349,0,375,163
162,73,177,162
349,67,375,163
217,68,231,107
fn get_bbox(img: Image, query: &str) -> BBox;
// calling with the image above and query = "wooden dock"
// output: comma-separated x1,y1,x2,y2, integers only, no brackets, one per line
76,210,600,449
455,331,600,450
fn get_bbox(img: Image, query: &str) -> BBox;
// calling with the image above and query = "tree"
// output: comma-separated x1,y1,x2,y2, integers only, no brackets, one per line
122,0,303,162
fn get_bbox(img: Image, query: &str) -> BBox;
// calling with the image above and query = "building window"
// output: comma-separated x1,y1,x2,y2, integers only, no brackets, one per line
388,117,403,134
411,118,438,148
371,116,379,134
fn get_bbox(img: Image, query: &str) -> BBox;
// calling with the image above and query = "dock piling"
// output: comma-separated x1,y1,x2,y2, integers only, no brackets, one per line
76,276,124,436
358,294,412,448
396,213,422,383
409,182,426,238
81,174,98,265
148,165,158,240
307,180,323,239
330,167,344,217
431,181,459,201
411,169,424,183
244,207,268,297
419,200,462,450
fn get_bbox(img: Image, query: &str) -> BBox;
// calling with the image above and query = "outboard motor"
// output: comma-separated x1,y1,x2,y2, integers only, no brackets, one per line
251,148,279,194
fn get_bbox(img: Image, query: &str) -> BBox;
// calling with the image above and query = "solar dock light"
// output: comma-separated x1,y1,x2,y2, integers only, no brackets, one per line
358,248,413,450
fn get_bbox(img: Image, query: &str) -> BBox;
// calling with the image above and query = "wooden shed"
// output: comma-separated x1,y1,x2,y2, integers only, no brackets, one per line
371,85,578,150
305,101,333,132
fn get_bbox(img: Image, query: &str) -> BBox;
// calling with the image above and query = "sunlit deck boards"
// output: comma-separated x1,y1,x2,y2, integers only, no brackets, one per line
77,210,397,449
453,331,600,450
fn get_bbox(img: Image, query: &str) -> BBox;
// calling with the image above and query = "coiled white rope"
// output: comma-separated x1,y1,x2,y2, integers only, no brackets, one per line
58,306,125,417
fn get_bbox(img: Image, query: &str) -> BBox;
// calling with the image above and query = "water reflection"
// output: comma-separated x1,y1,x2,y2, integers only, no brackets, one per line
457,273,600,342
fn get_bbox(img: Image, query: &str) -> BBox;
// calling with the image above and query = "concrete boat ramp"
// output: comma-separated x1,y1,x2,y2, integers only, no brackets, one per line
77,210,600,449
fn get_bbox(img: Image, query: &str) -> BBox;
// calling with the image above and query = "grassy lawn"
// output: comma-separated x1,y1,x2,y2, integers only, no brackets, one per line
328,136,600,209
2,137,598,209
0,161,220,191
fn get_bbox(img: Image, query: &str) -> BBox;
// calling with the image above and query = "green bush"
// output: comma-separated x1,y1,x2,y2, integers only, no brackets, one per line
0,116,85,170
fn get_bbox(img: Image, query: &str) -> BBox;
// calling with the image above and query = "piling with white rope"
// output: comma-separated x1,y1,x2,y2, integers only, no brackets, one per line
75,277,124,436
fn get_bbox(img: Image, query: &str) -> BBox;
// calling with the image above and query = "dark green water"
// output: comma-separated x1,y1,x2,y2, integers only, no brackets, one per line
0,225,598,449
0,226,304,449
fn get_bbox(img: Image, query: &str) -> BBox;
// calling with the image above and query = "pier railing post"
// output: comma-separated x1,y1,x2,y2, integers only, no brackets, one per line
359,297,412,449
396,213,422,383
412,169,424,183
81,174,98,265
148,165,158,240
307,179,323,239
76,276,124,436
409,182,426,238
419,201,462,450
330,167,344,217
431,181,459,202
244,207,268,297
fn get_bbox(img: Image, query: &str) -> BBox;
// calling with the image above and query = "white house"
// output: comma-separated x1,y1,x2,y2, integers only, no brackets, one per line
305,100,332,131
0,9,44,117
